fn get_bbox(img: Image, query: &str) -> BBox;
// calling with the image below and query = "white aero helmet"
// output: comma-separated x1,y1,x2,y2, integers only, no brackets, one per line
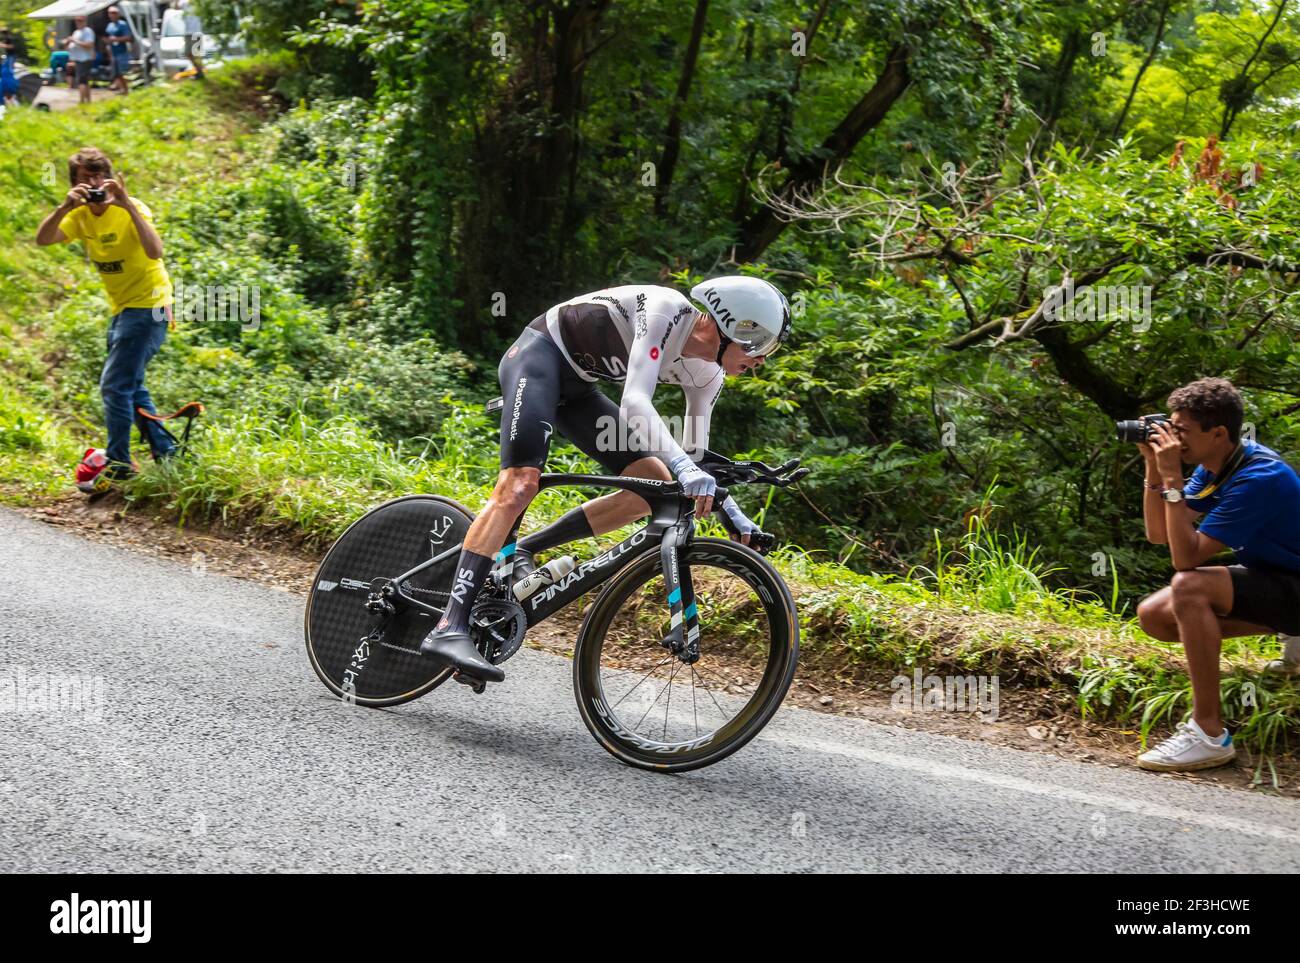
690,276,792,357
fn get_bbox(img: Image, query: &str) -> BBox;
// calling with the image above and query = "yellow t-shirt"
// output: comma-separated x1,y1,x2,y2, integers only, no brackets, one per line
59,198,173,314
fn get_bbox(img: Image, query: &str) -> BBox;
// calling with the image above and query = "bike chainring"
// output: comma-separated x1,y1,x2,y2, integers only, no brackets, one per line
470,596,528,665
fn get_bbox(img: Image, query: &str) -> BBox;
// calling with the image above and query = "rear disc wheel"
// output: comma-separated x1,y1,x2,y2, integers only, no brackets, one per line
304,494,474,707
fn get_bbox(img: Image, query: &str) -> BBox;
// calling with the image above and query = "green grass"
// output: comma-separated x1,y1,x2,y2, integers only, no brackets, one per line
0,368,86,500
906,487,1124,625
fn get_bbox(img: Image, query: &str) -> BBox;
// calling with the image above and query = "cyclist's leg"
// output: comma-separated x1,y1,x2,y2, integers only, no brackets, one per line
419,326,561,675
512,378,609,557
436,465,540,631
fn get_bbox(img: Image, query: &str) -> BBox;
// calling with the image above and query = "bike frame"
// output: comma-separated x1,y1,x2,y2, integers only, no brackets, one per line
380,472,713,653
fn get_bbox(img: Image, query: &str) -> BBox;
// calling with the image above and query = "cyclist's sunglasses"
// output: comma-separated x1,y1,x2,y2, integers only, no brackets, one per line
733,311,792,358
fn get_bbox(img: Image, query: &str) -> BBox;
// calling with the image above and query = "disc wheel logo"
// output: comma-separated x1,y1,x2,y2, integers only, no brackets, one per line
650,346,660,360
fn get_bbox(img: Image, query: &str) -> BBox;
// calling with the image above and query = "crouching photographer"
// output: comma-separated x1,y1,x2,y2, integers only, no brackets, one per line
1128,377,1300,772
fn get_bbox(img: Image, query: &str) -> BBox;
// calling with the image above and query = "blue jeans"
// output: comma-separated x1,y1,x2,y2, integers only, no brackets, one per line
100,307,176,468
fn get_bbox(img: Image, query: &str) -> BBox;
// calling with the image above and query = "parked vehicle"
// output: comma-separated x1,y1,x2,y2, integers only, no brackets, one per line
157,5,245,77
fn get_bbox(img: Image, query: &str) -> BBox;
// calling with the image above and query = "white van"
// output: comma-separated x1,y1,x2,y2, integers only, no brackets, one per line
158,3,245,77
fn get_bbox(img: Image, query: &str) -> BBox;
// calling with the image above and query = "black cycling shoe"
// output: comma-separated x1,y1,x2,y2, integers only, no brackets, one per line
418,630,505,683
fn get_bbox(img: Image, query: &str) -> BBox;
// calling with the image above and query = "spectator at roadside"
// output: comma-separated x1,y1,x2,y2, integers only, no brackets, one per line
1,28,19,107
104,6,132,95
1134,378,1300,772
1264,633,1300,676
63,16,95,104
34,147,177,481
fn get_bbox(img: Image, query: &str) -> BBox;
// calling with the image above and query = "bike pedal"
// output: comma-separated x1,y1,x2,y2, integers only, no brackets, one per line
452,671,487,695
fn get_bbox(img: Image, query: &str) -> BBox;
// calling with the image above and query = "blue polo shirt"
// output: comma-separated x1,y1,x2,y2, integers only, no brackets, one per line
105,21,132,57
1184,441,1300,573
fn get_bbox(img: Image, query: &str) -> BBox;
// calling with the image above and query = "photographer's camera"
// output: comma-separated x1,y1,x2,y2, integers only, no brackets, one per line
1116,413,1169,443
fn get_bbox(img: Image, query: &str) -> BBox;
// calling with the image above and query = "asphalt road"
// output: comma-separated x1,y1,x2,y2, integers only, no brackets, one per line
2,506,1298,873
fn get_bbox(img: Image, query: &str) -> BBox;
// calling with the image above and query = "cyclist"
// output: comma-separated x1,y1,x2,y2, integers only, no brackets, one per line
419,276,791,685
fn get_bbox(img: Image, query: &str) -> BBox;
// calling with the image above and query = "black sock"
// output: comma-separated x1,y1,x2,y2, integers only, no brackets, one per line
518,505,594,556
436,548,493,635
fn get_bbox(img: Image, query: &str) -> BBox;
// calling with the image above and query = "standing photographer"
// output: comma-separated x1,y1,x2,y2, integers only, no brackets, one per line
35,147,176,482
1133,378,1300,772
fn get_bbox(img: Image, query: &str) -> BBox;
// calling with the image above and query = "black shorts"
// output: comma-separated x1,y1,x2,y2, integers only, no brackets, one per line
1228,564,1300,635
73,60,92,85
496,319,642,474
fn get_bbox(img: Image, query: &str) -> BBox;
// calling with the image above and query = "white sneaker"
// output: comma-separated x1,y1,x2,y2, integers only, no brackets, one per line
1137,719,1235,772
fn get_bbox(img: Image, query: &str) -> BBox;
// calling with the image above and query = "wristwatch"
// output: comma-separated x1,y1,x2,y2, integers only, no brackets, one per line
1161,487,1185,503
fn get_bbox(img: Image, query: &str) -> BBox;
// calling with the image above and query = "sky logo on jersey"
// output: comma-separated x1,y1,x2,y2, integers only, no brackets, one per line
650,346,660,360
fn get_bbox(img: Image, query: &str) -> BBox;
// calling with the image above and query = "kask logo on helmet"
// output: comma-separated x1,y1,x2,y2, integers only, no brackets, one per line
700,287,734,326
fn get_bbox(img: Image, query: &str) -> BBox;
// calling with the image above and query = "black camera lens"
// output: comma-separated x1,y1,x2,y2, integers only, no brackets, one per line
86,187,106,202
1116,413,1169,443
1116,420,1147,442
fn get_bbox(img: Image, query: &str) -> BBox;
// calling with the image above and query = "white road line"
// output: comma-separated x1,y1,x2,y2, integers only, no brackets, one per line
772,731,1300,845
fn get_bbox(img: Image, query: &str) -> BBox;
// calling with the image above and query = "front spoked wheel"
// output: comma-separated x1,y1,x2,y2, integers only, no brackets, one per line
573,537,798,772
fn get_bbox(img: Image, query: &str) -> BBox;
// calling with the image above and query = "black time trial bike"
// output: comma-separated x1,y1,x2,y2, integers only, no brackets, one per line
304,450,808,772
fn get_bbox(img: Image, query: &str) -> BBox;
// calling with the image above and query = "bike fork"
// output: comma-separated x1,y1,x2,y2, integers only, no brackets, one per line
659,522,701,663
